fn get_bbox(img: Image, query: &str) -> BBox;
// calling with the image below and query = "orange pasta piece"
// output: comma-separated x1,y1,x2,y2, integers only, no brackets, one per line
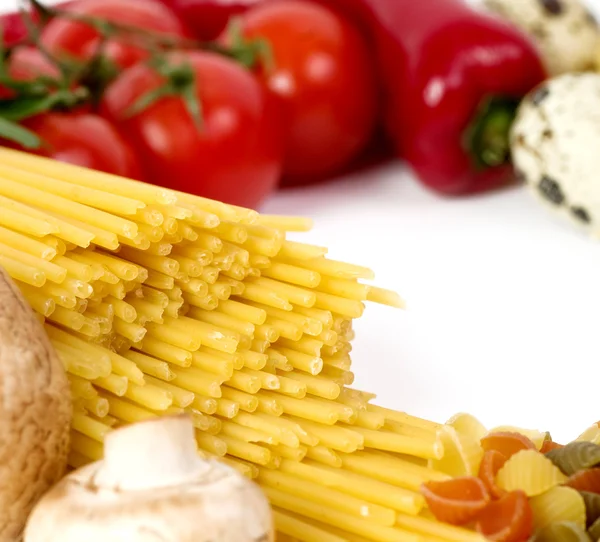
478,450,508,500
421,477,490,526
564,468,600,494
475,490,532,542
481,432,536,459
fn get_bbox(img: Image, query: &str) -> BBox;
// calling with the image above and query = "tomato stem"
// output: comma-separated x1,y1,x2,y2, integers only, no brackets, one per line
125,56,203,129
0,0,273,145
28,0,270,70
225,18,274,71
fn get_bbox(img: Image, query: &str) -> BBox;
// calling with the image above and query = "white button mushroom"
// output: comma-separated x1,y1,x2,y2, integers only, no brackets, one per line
0,267,71,542
483,0,600,76
24,415,274,542
510,72,600,235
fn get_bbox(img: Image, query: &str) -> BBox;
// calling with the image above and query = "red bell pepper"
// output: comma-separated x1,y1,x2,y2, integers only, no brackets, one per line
316,0,548,195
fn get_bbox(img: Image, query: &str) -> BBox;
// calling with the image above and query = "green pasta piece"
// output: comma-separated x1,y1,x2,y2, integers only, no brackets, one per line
531,521,592,542
580,492,600,529
546,442,600,476
588,516,600,541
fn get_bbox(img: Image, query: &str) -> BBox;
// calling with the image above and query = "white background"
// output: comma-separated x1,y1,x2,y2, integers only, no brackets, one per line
1,0,600,442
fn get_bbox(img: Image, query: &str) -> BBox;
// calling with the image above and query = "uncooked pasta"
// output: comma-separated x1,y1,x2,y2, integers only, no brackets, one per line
0,147,477,542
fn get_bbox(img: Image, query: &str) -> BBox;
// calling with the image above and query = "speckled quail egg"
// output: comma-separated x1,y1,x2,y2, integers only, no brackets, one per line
510,72,600,235
483,0,600,76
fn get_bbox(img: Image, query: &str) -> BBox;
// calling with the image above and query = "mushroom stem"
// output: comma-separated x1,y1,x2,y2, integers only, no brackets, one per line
94,415,208,491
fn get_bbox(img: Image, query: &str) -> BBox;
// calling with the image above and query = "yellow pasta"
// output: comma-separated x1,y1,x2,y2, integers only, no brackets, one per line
82,396,109,418
69,375,98,400
172,367,224,398
145,375,195,408
0,205,58,237
278,240,328,260
145,321,200,351
265,487,419,542
576,423,600,444
124,382,173,411
496,449,568,496
273,509,346,542
0,226,57,260
366,286,405,308
104,395,158,424
219,435,272,465
261,261,321,288
305,445,342,468
221,420,278,445
428,424,481,475
18,283,56,316
395,514,486,542
93,374,128,396
221,387,259,412
215,398,240,419
71,412,112,443
124,350,174,381
269,443,307,462
190,395,218,415
70,431,104,462
354,410,385,431
0,150,482,542
192,350,234,378
228,370,261,394
196,432,228,456
280,460,424,516
529,486,586,531
445,412,487,441
259,469,397,526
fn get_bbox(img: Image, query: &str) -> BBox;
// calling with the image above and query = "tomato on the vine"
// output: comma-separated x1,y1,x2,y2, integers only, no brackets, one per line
10,113,143,179
237,0,378,185
40,0,189,70
0,47,61,99
100,51,283,208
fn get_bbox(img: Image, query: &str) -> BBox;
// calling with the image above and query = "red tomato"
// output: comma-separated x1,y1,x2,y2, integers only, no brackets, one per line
101,51,283,208
40,0,188,70
11,113,143,179
238,0,378,185
159,0,262,41
0,47,61,99
0,12,35,47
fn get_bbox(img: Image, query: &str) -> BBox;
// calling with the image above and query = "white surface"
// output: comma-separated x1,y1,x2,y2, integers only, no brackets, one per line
1,0,600,442
262,161,600,442
263,165,600,443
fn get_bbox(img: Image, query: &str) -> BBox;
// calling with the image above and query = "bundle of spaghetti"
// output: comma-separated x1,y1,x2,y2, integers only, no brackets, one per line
0,147,482,542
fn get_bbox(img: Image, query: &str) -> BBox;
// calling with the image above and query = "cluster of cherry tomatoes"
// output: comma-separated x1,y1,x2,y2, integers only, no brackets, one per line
1,0,377,208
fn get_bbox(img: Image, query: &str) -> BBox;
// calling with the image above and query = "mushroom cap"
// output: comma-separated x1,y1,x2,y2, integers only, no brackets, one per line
25,417,273,542
0,268,72,541
25,461,273,542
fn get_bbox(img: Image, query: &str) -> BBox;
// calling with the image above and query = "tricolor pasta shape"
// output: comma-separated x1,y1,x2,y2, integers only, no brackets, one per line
496,450,567,497
546,442,600,476
529,486,586,531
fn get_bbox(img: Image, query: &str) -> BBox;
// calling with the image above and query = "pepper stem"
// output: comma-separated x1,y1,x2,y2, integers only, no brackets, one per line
463,96,520,171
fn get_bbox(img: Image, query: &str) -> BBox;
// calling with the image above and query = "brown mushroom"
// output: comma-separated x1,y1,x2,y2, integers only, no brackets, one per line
0,267,71,541
24,415,274,542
